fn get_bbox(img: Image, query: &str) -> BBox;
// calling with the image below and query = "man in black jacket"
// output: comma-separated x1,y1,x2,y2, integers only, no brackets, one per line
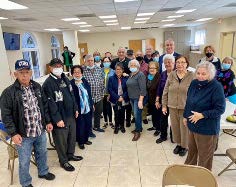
0,59,55,187
42,58,82,172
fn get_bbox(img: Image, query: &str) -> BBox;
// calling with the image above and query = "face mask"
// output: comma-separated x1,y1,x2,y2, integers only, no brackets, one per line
87,65,95,70
103,62,110,68
130,67,138,73
206,52,213,58
147,74,154,81
95,62,101,67
136,56,143,62
52,68,63,76
94,56,101,62
74,76,82,81
153,57,159,62
222,63,231,70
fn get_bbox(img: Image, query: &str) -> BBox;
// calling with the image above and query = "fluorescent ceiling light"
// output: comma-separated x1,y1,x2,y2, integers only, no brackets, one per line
115,0,138,2
161,19,175,22
195,18,213,22
79,25,92,28
79,30,90,32
137,12,155,16
44,28,61,31
176,9,196,13
0,0,28,10
106,23,119,26
167,15,184,18
135,17,150,21
134,21,146,24
121,26,131,30
99,15,117,19
72,22,87,25
61,18,80,21
103,20,118,23
163,24,175,27
0,17,8,19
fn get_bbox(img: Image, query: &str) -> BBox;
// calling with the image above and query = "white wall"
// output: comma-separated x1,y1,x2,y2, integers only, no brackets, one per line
2,27,64,76
77,28,164,56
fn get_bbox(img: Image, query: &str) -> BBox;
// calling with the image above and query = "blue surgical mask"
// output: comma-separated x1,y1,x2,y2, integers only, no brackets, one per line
222,63,231,70
94,56,101,62
147,74,154,80
87,65,95,70
103,62,110,68
153,57,159,62
130,67,138,73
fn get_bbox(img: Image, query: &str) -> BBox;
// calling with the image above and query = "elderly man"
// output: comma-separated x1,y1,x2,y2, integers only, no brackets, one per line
143,45,154,64
83,55,105,132
43,58,83,172
158,38,181,73
0,59,55,187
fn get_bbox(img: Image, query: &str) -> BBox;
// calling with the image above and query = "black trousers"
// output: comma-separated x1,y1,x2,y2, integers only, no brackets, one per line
160,107,169,140
113,104,125,129
103,95,113,123
149,104,161,131
52,116,76,164
125,103,132,124
94,99,103,128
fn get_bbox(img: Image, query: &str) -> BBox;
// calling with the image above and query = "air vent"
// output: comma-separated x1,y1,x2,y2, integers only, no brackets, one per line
158,7,182,12
94,25,105,28
223,3,236,7
146,21,159,24
185,19,194,22
14,18,37,21
76,14,96,18
58,28,70,30
132,26,159,30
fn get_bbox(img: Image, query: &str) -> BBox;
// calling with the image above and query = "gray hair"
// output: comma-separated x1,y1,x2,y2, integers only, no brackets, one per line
128,59,140,68
165,38,175,45
118,47,127,53
222,56,235,65
195,61,216,81
163,54,175,63
84,54,93,62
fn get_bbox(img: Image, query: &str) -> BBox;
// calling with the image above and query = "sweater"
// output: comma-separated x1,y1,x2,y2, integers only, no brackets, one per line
147,73,160,104
183,79,225,135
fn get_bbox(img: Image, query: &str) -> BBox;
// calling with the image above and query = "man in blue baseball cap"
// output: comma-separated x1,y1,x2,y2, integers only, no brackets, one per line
0,59,55,187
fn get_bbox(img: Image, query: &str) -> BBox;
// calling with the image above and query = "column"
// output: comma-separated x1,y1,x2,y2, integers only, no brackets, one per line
62,30,80,65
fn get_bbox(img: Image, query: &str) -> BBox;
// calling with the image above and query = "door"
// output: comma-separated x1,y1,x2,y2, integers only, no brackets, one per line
145,39,155,50
220,32,234,58
129,40,142,53
78,43,88,65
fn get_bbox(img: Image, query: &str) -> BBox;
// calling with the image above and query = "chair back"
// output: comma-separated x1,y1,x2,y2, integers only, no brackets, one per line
162,164,218,187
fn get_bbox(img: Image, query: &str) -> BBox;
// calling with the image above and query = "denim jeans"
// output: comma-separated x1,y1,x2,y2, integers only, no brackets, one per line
16,131,48,187
130,98,143,132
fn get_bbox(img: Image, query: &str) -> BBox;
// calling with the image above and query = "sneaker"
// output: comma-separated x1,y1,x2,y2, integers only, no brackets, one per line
93,127,105,132
154,130,160,136
60,162,75,172
120,127,126,133
38,172,55,180
68,155,83,161
156,137,167,144
79,144,85,149
173,145,182,154
85,141,92,145
24,184,33,187
114,128,119,134
109,122,115,129
102,122,108,129
143,119,148,124
89,132,96,138
131,118,135,123
179,148,188,156
147,127,156,131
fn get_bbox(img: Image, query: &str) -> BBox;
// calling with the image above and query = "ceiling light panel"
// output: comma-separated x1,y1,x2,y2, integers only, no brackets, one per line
195,18,213,22
137,12,155,16
0,0,28,10
176,9,196,13
167,15,184,18
121,26,131,29
99,15,117,19
72,22,87,25
106,23,119,26
79,25,92,27
78,30,90,32
103,20,118,23
44,28,61,31
161,19,175,22
115,0,138,2
61,18,80,21
134,21,146,24
0,17,8,19
135,17,150,21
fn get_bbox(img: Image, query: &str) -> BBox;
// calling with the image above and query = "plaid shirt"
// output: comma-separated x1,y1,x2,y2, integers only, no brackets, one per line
22,84,43,137
83,66,105,103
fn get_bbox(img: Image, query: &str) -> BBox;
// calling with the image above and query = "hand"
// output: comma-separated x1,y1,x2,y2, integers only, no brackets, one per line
138,101,143,109
107,95,110,101
162,107,167,115
123,73,129,77
57,120,65,128
188,111,204,124
183,118,187,126
93,105,95,111
12,134,22,146
118,97,124,102
46,123,53,132
75,111,79,118
155,101,161,109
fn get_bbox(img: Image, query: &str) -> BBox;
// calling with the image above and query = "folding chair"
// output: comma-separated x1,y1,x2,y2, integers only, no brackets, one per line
218,148,236,176
0,129,36,185
162,164,218,187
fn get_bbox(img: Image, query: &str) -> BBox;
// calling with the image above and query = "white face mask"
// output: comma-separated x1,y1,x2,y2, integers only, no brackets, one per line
52,68,63,76
95,62,101,67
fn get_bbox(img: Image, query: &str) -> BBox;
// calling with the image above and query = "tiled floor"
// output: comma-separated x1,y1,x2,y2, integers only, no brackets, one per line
1,120,236,187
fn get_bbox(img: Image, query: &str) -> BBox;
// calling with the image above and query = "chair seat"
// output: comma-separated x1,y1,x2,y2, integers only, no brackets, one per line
226,148,236,161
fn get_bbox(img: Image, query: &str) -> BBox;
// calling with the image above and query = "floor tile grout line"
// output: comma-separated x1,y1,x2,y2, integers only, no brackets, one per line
136,137,143,187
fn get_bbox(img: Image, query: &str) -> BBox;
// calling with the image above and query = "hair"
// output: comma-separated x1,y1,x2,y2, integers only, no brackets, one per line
195,61,216,81
118,47,127,53
204,45,215,54
105,51,111,55
71,65,83,75
84,54,93,62
163,54,175,63
222,56,234,65
64,46,68,49
149,61,159,71
175,55,190,68
115,62,124,70
165,38,175,45
128,59,140,68
93,51,100,56
103,57,112,62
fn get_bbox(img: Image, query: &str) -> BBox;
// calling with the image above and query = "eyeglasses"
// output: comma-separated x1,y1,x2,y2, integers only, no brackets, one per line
149,68,157,70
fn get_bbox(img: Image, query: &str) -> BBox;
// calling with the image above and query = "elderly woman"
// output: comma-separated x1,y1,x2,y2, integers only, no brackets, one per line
155,54,175,143
162,56,194,156
102,57,115,129
126,59,147,141
108,63,129,134
184,62,225,170
146,61,161,136
216,57,236,104
199,45,221,70
70,65,93,149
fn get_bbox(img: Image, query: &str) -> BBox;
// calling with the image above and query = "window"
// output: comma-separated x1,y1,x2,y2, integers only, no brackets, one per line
195,30,206,45
51,36,60,59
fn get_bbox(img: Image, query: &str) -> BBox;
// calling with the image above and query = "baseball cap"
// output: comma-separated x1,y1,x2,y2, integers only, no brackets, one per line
127,49,134,56
49,58,63,66
152,50,159,56
15,59,31,71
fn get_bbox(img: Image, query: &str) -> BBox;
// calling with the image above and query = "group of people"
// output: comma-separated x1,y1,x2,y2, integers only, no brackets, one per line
0,38,235,187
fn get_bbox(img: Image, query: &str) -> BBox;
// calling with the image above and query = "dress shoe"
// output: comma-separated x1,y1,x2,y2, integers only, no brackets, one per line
132,132,140,141
24,184,33,187
147,127,156,131
131,129,136,134
126,122,131,127
38,172,55,180
79,144,85,149
109,122,115,129
93,127,105,132
154,130,160,136
114,128,119,134
143,119,148,124
131,118,135,123
85,141,92,145
173,145,182,154
60,162,75,172
120,127,126,133
68,155,83,161
89,132,96,138
179,148,188,156
156,137,167,144
102,122,108,129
